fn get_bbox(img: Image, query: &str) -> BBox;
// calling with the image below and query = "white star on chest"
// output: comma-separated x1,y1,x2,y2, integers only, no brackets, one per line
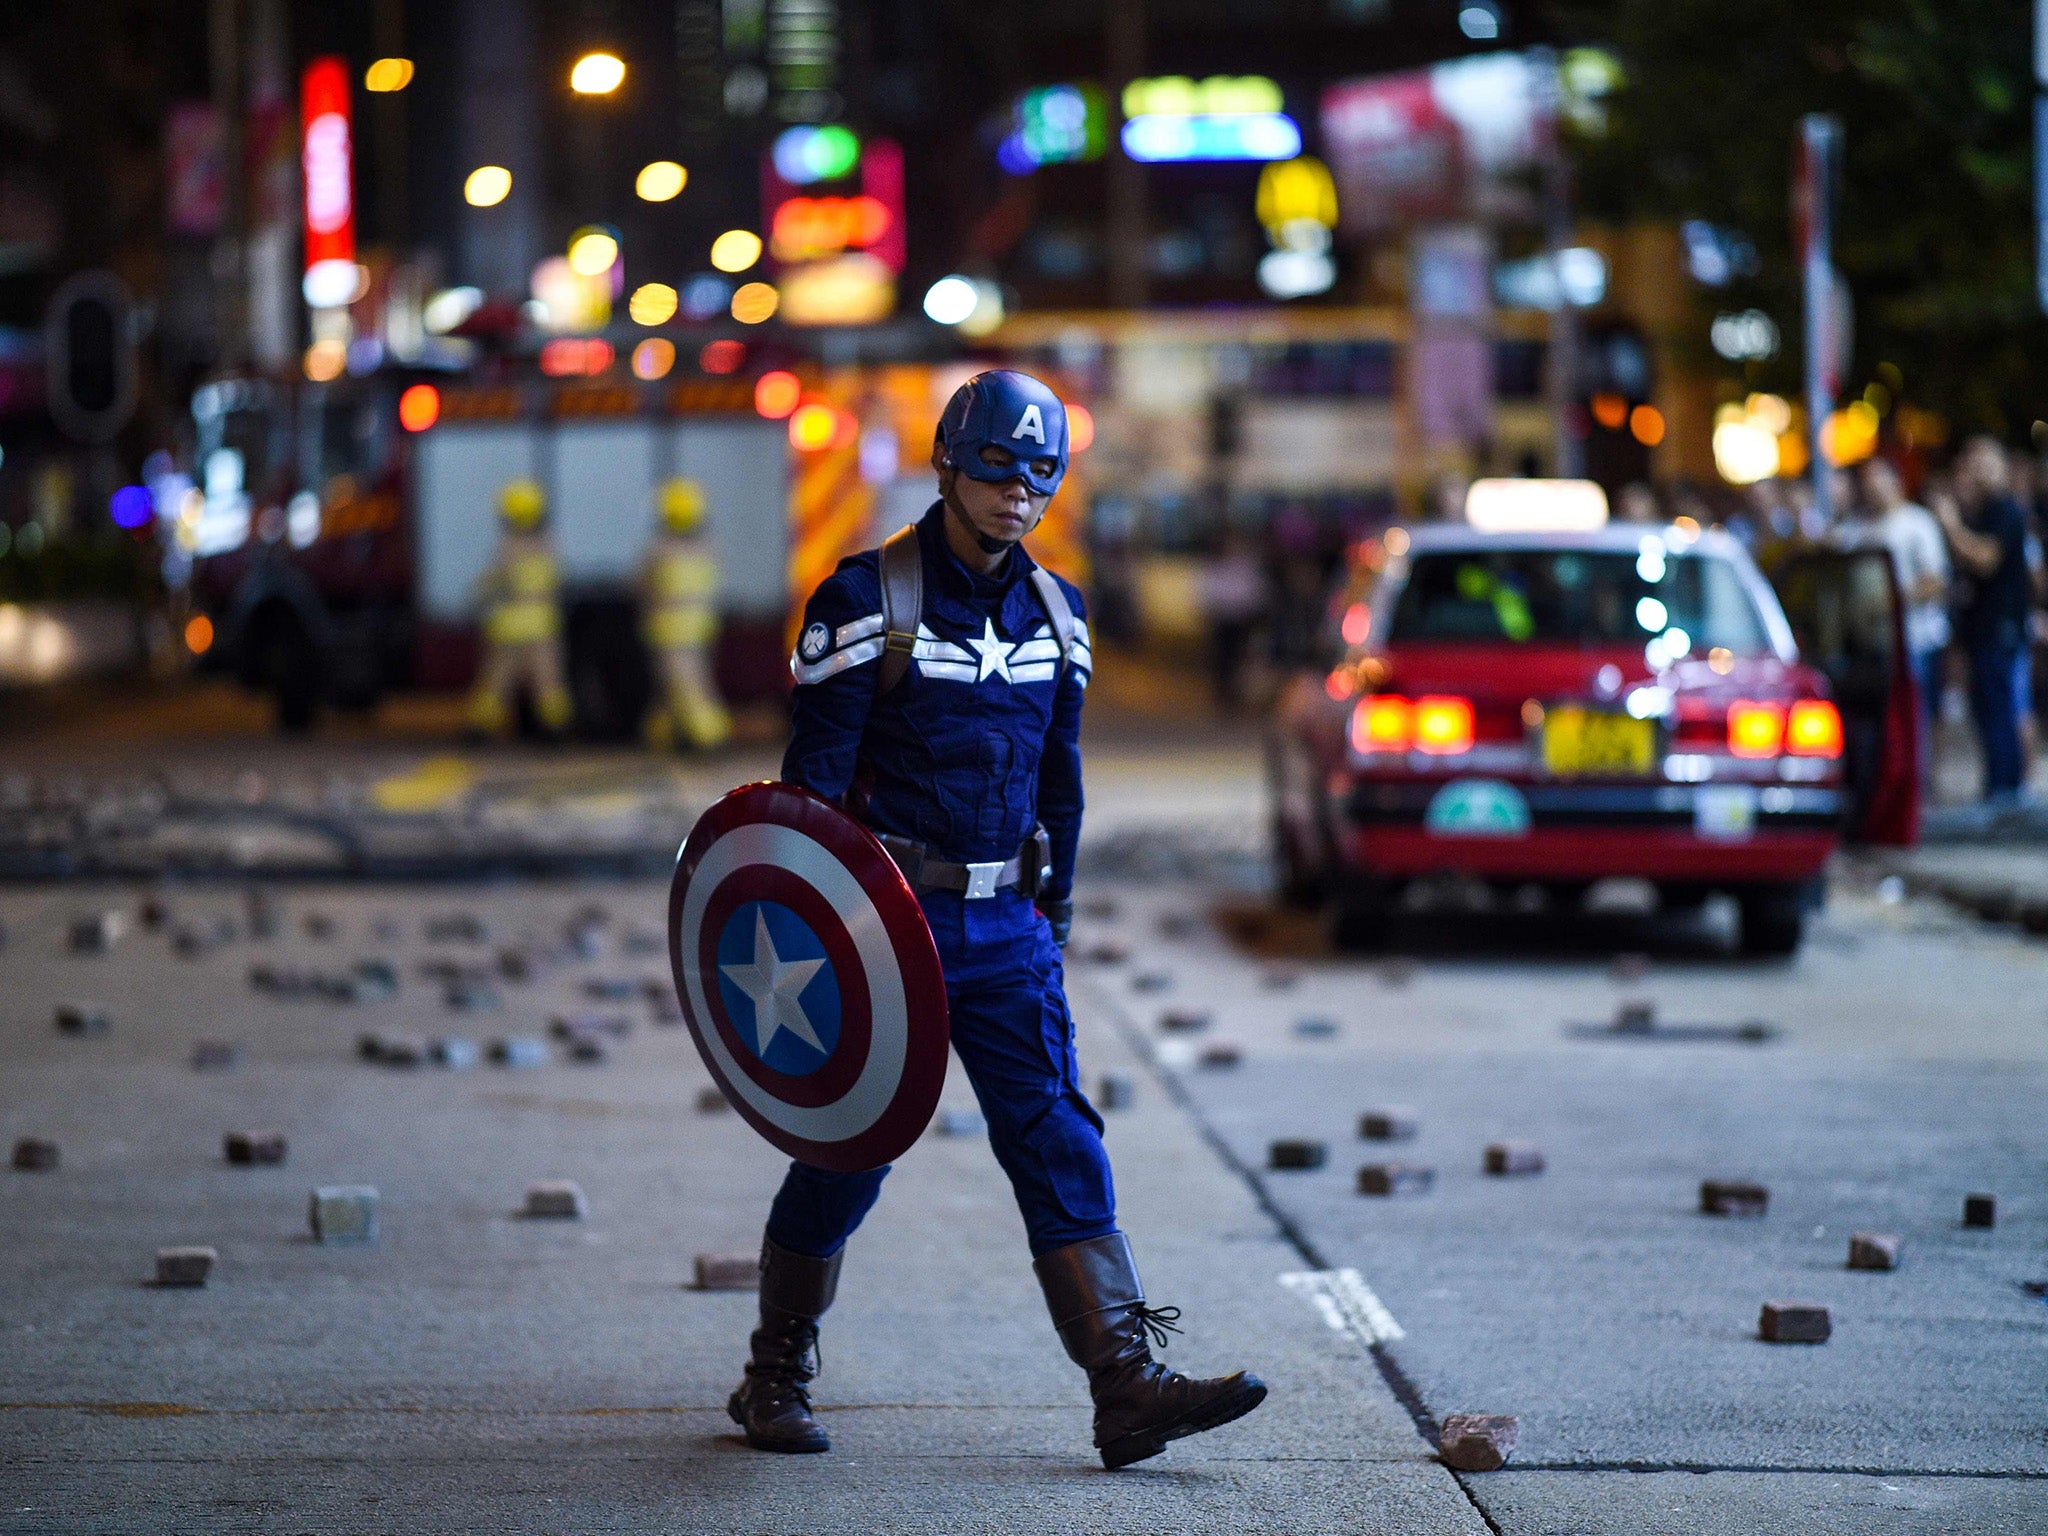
719,909,827,1057
966,617,1014,683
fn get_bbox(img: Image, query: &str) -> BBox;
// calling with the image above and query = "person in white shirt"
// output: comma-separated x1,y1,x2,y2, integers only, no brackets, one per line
1838,457,1950,731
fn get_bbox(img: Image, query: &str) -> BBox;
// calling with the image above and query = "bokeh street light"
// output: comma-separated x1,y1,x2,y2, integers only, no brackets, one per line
464,166,511,207
628,283,678,325
921,276,978,325
709,230,762,273
570,52,626,95
730,282,779,324
636,161,688,201
363,58,414,93
566,227,620,277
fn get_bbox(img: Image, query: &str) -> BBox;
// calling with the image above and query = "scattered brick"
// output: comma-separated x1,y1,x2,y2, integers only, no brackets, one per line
425,913,488,944
1293,1016,1339,1039
694,1252,759,1291
1079,898,1120,921
1096,1073,1136,1111
1269,1139,1327,1171
1613,1000,1657,1033
243,891,280,940
565,1035,608,1064
1759,1300,1830,1343
138,896,170,930
1262,964,1302,990
430,1037,479,1069
1358,1162,1435,1196
352,959,399,1000
67,911,125,953
1359,1108,1419,1141
358,1033,424,1068
621,928,665,956
1158,912,1201,938
154,1246,217,1288
55,1003,109,1037
1847,1232,1900,1271
935,1108,986,1138
1700,1180,1769,1217
442,980,501,1012
1963,1193,1996,1229
496,947,541,982
1438,1413,1518,1471
562,926,604,960
646,992,685,1024
1130,971,1172,994
1159,1009,1212,1034
524,1179,587,1218
1484,1142,1545,1176
1378,959,1416,987
12,1137,59,1171
1198,1043,1243,1069
224,1131,286,1166
309,1186,379,1244
583,977,637,1001
489,1037,549,1068
302,913,337,942
1079,941,1129,965
190,1041,242,1072
695,1086,731,1113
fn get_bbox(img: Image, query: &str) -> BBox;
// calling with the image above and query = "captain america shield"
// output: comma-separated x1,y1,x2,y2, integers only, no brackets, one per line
667,782,949,1172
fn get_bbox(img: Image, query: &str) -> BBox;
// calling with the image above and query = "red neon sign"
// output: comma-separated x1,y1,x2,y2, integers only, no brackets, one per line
301,57,354,274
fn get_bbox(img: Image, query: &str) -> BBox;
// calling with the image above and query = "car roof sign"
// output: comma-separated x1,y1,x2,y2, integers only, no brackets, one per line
1464,478,1610,534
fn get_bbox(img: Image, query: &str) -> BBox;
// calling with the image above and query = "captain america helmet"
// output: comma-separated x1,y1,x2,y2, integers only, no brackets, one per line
935,370,1070,498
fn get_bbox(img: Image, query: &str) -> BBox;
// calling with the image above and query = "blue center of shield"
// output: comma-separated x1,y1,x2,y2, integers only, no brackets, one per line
714,900,841,1076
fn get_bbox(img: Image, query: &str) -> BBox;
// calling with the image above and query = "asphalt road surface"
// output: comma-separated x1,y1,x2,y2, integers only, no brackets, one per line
2,729,2044,1534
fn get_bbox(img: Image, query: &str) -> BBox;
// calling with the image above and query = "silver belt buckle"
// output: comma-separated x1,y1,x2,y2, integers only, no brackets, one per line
962,860,1005,900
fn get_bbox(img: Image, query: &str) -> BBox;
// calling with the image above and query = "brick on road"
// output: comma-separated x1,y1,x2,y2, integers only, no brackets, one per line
154,1246,217,1287
67,912,124,953
694,1253,759,1291
1847,1231,1900,1271
1269,1138,1327,1171
489,1037,549,1068
582,977,638,1001
1293,1015,1339,1039
310,1186,379,1244
430,1036,480,1069
1359,1107,1419,1141
695,1086,732,1113
1700,1179,1769,1217
55,1003,109,1036
1096,1073,1135,1110
224,1131,287,1166
1197,1042,1243,1069
935,1108,986,1137
1158,1008,1211,1033
12,1137,59,1171
190,1041,243,1072
1613,1000,1656,1033
1485,1141,1545,1176
524,1180,587,1219
1963,1193,1996,1228
1759,1300,1831,1343
1359,1162,1435,1197
1438,1413,1518,1472
1129,971,1172,994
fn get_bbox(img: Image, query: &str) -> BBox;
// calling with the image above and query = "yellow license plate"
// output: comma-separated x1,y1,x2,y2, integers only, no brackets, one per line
1542,707,1654,776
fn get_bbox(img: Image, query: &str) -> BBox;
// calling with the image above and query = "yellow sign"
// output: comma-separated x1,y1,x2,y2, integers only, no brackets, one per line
1123,75,1283,118
1542,707,1654,777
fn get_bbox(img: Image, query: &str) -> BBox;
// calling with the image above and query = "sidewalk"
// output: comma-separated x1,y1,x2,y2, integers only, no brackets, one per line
0,878,1483,1535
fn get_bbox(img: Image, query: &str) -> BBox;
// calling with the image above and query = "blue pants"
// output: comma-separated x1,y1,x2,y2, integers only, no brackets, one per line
766,890,1118,1260
1966,642,2030,798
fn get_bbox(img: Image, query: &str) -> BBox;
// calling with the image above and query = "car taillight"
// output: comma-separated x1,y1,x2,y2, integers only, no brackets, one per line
1726,701,1785,758
1353,694,1411,753
1785,698,1843,757
1412,695,1475,755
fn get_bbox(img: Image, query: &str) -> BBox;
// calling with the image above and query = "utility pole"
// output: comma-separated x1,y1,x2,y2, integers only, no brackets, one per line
372,0,407,250
1104,0,1147,310
1532,49,1580,479
1795,114,1841,525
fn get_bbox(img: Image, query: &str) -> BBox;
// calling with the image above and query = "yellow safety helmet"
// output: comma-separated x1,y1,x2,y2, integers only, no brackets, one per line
659,476,707,534
498,478,546,527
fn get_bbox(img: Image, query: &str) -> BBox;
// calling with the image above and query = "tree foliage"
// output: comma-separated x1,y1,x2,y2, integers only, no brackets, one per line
1546,0,2043,438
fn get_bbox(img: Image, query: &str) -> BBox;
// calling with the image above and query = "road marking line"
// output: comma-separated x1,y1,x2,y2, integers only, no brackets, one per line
1280,1267,1406,1344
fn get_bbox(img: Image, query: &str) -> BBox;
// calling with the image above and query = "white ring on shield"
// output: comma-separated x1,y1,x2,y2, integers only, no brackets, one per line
679,823,910,1143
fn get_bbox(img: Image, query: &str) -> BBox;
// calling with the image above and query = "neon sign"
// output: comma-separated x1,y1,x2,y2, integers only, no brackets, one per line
300,57,356,308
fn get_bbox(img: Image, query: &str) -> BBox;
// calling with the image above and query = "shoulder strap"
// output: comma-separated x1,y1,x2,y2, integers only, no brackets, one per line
876,525,923,694
1027,567,1077,681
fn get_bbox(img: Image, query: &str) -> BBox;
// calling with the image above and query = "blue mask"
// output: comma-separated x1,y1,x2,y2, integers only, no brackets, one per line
935,370,1069,498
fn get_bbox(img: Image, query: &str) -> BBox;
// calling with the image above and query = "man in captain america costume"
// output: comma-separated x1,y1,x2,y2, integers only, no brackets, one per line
727,369,1268,1469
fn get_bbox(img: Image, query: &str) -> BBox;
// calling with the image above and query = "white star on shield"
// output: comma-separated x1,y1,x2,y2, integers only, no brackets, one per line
720,909,828,1058
967,618,1013,683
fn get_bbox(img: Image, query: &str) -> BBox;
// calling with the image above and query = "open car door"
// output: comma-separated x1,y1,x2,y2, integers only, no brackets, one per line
1766,547,1921,845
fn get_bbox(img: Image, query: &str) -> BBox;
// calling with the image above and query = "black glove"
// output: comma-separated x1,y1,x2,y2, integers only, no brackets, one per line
1038,899,1073,948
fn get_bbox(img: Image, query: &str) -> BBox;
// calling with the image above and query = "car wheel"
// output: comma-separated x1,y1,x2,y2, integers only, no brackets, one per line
1265,739,1329,909
1327,877,1393,952
1737,884,1808,957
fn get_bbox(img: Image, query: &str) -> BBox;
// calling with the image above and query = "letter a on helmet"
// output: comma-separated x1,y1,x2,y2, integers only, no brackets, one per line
935,369,1070,497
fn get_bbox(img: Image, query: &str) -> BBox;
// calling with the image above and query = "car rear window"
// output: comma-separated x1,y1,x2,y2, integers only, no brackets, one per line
1385,548,1772,654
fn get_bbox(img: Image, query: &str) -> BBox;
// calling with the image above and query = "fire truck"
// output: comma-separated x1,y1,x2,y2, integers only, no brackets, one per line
183,367,790,734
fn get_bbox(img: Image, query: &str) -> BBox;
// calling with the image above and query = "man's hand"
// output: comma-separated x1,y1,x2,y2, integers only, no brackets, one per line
1038,900,1073,948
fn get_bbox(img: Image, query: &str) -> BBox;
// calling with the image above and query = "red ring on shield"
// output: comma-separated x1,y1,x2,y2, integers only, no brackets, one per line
668,781,949,1172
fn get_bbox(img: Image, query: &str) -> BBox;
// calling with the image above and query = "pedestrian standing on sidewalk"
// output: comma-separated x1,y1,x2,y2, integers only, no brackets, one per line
1839,459,1950,748
727,370,1268,1469
1934,438,2036,801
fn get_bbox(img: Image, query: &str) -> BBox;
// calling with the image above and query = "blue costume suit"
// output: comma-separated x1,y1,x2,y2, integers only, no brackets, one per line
765,502,1117,1260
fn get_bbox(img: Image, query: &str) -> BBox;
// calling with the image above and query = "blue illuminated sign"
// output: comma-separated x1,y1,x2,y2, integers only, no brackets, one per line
1120,112,1302,164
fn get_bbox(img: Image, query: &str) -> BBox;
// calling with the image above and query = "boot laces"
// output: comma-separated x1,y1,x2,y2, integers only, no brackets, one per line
1133,1303,1182,1351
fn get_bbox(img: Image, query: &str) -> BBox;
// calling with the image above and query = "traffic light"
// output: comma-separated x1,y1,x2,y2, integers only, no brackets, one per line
45,271,137,443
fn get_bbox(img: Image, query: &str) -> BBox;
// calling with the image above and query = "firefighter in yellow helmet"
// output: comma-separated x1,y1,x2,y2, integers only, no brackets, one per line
466,478,574,737
639,476,731,749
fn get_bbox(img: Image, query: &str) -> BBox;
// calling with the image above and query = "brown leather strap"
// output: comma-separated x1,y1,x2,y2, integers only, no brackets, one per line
1027,567,1077,682
876,525,922,694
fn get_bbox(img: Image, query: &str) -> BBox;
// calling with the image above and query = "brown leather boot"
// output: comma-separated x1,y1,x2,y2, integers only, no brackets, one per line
727,1237,843,1453
1034,1232,1268,1469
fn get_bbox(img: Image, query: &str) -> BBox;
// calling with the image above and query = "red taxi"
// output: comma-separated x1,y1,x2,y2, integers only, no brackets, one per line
1269,483,1918,955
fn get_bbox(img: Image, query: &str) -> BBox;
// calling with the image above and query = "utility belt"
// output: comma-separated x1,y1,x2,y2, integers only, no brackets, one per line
876,826,1052,901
